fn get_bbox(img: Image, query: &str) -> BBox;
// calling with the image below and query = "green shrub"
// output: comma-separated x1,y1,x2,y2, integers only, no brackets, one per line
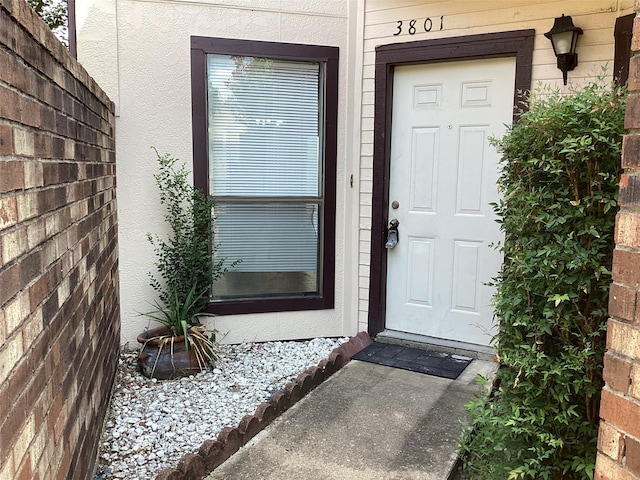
147,149,229,323
460,77,626,480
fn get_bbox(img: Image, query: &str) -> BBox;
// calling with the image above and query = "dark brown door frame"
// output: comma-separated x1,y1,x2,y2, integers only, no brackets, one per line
367,30,535,336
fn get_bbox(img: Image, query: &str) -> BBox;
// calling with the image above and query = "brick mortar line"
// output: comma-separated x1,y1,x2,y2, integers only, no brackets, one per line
603,386,640,410
0,203,117,274
0,156,114,165
0,214,117,290
0,66,107,114
0,79,113,136
600,419,640,444
606,348,640,363
1,123,115,152
1,246,117,341
617,208,640,216
0,181,118,203
154,332,373,480
605,346,640,366
614,245,640,254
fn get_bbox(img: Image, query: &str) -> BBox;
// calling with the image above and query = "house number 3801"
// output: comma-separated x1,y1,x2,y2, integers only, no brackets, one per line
393,17,444,36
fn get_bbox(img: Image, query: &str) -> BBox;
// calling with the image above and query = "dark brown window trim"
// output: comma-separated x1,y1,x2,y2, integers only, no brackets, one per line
190,36,338,315
367,30,535,336
614,13,634,87
68,0,77,57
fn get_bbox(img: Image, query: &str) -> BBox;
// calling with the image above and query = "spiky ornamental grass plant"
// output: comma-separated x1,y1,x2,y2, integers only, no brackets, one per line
460,76,626,480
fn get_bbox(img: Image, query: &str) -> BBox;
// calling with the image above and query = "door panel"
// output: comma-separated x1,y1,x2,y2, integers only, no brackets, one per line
385,57,516,347
407,237,434,306
451,240,481,313
456,127,487,214
410,128,438,212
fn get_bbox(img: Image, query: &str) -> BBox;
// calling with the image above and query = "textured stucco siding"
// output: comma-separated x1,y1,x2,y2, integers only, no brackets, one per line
77,0,360,344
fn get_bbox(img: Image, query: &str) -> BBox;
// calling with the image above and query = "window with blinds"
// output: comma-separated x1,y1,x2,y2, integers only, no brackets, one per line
190,38,338,312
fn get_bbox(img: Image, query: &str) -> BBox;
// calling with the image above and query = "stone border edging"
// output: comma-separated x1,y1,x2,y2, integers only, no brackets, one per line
154,331,372,480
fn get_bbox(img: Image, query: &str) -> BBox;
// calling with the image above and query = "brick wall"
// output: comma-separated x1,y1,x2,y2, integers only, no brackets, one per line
595,5,640,480
0,2,119,479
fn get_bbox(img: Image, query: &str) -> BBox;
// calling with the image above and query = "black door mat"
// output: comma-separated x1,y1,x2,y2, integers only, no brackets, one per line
351,341,473,380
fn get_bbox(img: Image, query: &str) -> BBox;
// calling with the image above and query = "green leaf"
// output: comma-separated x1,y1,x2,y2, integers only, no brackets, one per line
463,75,624,480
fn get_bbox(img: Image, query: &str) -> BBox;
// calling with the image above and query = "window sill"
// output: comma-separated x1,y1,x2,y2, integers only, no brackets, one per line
205,295,334,315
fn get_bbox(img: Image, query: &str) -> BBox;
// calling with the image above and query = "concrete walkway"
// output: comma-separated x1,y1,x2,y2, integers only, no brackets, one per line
206,356,497,479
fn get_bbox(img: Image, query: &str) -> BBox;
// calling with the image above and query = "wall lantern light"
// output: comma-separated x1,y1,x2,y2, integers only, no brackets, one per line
544,14,583,85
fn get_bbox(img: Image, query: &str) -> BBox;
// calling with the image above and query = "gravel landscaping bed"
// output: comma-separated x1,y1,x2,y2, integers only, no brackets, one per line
94,337,348,479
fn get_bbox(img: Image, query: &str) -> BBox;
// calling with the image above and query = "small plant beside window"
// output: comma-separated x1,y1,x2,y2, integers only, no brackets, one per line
460,74,626,479
138,149,231,379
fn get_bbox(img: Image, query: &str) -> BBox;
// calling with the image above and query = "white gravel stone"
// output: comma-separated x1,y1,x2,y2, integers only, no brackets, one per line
94,337,347,479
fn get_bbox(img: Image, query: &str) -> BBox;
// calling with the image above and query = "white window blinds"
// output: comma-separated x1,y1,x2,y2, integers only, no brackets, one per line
207,55,321,197
206,54,323,289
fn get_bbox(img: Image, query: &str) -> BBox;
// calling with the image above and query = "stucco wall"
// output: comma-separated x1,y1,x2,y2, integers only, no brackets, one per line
77,0,359,344
356,0,635,333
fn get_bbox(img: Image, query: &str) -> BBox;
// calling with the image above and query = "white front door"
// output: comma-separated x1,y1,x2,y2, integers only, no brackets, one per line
385,57,516,347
